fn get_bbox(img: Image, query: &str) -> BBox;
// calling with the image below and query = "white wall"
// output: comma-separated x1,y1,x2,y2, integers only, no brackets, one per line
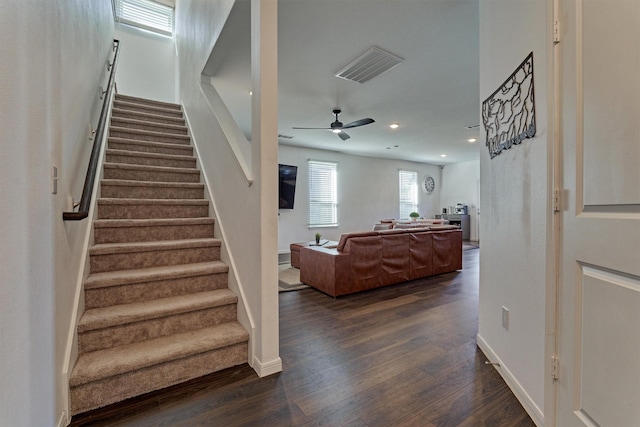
175,0,281,376
0,1,113,426
441,159,480,241
114,23,177,103
478,0,550,424
278,144,443,253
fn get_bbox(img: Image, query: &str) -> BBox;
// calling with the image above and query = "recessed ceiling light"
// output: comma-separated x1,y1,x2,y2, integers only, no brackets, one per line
389,123,399,129
249,91,252,96
440,154,447,158
468,138,477,143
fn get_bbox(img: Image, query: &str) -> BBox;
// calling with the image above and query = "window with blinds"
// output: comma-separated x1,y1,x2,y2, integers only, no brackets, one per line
308,160,338,227
114,0,174,37
399,170,418,219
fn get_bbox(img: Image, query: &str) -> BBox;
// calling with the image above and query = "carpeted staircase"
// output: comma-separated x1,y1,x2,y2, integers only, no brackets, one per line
69,94,249,415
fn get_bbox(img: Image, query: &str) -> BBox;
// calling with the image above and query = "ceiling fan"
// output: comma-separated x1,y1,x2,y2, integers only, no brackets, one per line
292,109,375,141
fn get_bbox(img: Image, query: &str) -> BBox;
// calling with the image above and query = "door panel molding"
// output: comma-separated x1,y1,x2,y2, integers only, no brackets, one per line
556,0,640,426
575,265,640,426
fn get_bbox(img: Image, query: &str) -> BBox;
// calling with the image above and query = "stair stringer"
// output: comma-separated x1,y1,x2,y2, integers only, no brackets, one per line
59,89,117,427
182,88,282,378
182,109,256,370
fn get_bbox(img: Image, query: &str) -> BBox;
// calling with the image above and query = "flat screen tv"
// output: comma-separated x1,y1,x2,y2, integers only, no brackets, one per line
278,164,298,209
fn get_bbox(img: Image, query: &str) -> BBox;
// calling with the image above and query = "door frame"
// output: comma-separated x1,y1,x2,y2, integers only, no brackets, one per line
546,0,561,424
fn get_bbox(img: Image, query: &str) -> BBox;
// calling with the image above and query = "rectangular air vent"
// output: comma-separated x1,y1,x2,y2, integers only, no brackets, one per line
335,47,404,84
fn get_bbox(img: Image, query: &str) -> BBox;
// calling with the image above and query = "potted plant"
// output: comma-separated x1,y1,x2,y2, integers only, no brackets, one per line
409,212,420,221
315,232,322,245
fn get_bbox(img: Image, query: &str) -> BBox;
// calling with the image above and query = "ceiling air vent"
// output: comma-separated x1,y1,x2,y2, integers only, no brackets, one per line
335,47,404,84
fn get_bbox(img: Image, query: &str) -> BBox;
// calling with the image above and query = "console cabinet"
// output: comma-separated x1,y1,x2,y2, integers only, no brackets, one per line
442,214,470,240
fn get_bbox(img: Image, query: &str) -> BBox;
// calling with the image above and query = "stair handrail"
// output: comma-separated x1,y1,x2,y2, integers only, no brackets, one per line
63,39,120,221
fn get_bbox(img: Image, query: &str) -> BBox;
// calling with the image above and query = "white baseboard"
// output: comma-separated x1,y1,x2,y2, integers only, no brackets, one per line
278,252,291,265
252,356,283,378
476,334,544,426
56,411,68,427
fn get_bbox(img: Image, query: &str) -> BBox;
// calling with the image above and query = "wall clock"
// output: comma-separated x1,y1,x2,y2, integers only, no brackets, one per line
422,175,435,194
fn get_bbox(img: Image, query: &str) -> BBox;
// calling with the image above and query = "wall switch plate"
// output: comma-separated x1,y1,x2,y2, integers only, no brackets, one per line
51,165,58,195
502,306,510,330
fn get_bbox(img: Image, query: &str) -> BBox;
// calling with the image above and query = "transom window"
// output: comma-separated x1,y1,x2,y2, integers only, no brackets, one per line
114,0,174,37
308,160,338,228
399,170,418,219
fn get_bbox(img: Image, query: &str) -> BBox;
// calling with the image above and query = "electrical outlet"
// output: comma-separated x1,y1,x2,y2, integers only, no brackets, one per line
502,306,510,330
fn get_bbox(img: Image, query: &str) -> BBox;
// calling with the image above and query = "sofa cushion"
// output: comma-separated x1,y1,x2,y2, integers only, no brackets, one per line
409,231,434,279
347,234,382,293
380,232,410,285
373,223,394,231
336,230,379,252
432,230,463,274
378,228,410,235
429,225,458,231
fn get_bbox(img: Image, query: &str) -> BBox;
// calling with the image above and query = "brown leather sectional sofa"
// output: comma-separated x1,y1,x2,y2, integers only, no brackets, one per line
299,227,462,297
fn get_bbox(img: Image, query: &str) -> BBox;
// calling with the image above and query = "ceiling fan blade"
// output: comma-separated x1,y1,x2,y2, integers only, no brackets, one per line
292,126,331,130
342,118,375,129
337,131,350,141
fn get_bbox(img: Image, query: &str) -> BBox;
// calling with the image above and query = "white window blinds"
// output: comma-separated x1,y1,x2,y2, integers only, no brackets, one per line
114,0,174,37
399,170,418,219
308,160,338,227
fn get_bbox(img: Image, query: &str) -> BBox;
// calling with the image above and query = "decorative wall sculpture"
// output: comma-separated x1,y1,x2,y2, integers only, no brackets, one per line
482,52,536,159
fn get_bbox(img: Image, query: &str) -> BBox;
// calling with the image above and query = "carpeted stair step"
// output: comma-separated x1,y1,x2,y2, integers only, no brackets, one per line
84,261,229,309
108,137,193,156
113,99,184,119
110,116,189,136
109,126,191,145
69,322,249,415
94,217,214,243
114,94,182,111
105,149,197,169
97,198,209,220
103,163,201,183
89,238,221,273
77,289,239,353
70,93,249,416
111,107,186,126
100,179,205,200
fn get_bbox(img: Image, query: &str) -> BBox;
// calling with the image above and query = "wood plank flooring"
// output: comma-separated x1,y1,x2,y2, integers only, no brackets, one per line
70,247,535,426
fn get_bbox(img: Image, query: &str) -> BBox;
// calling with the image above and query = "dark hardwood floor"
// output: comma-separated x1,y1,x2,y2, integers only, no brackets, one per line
70,247,535,427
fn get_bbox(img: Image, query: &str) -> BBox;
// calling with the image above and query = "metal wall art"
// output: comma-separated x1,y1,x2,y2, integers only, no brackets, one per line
482,52,536,159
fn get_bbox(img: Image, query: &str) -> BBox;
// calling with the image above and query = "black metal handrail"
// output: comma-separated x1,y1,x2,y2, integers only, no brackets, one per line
63,39,120,221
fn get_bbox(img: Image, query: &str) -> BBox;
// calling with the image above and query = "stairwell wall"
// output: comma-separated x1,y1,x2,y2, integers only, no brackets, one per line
0,1,114,426
175,0,281,375
114,23,178,103
478,0,551,424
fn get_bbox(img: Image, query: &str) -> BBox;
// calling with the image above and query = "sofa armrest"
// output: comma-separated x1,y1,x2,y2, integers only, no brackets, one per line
299,247,350,297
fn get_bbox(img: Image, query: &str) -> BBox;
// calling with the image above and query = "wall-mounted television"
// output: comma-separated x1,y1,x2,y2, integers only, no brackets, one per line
278,164,298,209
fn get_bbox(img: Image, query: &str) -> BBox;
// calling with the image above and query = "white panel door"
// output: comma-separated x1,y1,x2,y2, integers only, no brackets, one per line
556,1,640,426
